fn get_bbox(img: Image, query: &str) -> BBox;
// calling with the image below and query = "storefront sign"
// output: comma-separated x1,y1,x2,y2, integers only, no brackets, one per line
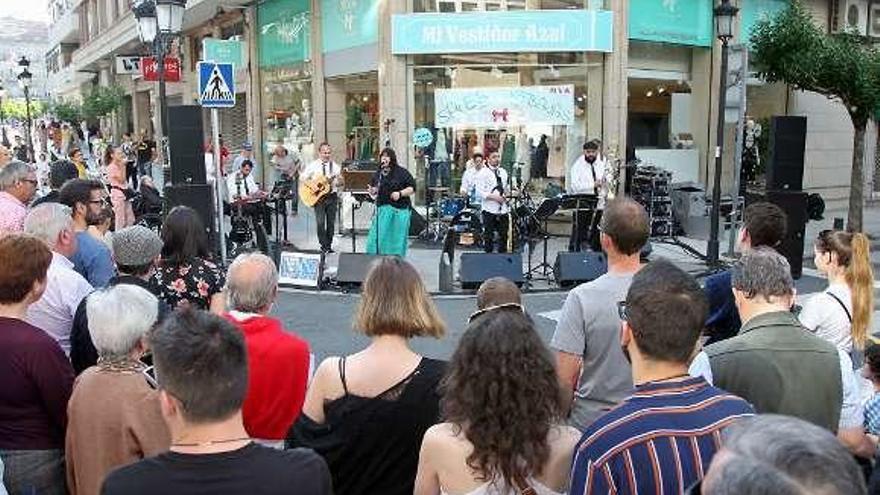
203,39,244,67
115,56,141,75
413,127,434,148
258,0,311,68
141,57,181,82
434,85,575,127
392,10,613,54
321,0,379,53
740,0,787,44
629,0,714,47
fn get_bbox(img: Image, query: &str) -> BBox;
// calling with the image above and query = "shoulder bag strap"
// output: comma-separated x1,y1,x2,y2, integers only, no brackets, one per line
512,473,538,495
826,291,853,323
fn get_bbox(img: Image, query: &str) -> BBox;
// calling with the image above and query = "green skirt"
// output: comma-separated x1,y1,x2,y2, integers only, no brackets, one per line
365,205,411,257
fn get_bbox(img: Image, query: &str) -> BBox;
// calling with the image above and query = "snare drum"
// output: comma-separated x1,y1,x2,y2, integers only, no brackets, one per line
439,197,466,218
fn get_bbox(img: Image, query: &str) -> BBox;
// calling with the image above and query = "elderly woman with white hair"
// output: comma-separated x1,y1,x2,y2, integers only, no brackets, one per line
64,284,170,495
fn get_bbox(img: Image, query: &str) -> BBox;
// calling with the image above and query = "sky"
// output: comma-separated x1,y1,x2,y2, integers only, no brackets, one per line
0,0,48,23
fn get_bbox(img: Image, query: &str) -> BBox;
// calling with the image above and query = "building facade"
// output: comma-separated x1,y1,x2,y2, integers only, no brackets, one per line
47,0,867,210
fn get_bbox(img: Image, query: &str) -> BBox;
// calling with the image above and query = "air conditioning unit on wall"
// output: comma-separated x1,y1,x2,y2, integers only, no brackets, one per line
833,0,869,35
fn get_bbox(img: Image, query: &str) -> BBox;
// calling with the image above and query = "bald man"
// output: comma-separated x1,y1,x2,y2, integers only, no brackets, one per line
222,253,311,444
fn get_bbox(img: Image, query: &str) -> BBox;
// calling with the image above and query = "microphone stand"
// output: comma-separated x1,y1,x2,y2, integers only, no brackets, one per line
373,171,384,256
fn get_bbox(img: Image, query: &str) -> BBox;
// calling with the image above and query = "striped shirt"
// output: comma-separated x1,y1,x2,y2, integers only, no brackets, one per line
569,376,754,495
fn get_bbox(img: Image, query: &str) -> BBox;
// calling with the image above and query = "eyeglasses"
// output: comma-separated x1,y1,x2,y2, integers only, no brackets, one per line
89,198,109,205
467,302,525,323
617,301,628,321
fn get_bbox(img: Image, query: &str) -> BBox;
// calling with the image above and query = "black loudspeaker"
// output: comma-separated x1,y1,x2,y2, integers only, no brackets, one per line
409,207,427,237
459,253,524,290
165,184,216,249
554,251,608,288
168,106,207,185
337,253,385,286
766,116,807,191
765,190,808,279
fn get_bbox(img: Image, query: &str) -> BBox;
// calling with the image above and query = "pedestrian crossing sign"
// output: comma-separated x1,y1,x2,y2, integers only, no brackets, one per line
198,62,235,108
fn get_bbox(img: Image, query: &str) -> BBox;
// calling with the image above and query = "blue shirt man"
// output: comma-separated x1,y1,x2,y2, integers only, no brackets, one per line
71,231,114,288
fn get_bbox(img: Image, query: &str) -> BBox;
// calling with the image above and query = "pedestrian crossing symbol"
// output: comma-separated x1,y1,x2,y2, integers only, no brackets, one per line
198,62,235,108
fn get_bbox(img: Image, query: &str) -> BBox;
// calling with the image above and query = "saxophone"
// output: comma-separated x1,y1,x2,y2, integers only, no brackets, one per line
603,142,622,200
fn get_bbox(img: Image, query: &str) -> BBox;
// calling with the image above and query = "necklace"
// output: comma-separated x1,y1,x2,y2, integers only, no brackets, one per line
97,356,146,374
171,437,252,448
636,373,691,387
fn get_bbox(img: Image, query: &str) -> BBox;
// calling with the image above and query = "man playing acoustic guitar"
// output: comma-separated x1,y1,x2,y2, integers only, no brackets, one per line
300,142,343,253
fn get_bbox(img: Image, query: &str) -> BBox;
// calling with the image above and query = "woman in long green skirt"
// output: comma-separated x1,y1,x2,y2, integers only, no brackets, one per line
366,148,416,257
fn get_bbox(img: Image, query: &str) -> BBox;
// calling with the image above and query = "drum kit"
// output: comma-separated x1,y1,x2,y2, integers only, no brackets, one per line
421,184,554,254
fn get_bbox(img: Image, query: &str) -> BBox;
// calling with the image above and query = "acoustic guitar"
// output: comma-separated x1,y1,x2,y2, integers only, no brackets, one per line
299,175,332,207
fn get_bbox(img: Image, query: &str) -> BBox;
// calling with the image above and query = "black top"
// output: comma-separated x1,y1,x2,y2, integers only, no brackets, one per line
101,443,332,495
288,357,446,495
136,140,155,165
370,165,417,210
31,190,60,208
70,275,170,375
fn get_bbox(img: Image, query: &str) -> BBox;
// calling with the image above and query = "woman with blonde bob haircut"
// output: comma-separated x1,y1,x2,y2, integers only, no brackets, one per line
288,257,446,495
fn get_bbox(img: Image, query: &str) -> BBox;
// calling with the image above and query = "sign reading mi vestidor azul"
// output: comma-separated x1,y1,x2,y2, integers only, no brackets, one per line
434,85,575,128
392,10,613,54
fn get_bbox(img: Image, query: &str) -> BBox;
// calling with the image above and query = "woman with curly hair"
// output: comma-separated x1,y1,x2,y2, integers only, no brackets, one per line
414,308,579,495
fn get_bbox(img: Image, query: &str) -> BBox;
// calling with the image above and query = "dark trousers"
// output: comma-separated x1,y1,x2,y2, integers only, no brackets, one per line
126,161,138,189
482,210,509,253
315,193,338,251
0,449,67,495
569,209,603,252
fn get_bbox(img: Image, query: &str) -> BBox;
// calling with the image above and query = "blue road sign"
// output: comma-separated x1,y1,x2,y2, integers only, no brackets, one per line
198,62,235,108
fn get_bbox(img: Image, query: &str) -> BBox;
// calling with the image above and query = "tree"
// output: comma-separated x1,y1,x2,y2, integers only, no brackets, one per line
81,85,124,121
750,2,880,231
1,98,45,121
48,100,82,123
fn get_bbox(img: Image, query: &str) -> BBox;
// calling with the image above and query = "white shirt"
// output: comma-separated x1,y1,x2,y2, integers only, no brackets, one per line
459,165,482,200
227,171,260,203
302,159,342,194
689,347,863,430
568,155,607,209
799,283,854,353
475,165,509,215
26,252,93,354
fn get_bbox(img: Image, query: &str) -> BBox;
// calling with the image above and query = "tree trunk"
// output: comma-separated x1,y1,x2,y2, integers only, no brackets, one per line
875,122,880,193
848,121,866,232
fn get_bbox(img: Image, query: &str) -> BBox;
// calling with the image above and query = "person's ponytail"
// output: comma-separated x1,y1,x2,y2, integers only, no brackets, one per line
847,232,874,350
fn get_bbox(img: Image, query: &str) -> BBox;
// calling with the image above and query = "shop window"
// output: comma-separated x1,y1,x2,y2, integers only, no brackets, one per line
414,0,574,12
261,65,313,158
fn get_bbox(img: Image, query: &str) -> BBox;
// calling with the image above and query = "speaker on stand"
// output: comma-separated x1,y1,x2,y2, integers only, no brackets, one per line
167,106,207,185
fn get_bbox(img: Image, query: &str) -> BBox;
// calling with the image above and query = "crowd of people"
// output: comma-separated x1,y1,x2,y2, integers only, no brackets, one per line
1,139,880,495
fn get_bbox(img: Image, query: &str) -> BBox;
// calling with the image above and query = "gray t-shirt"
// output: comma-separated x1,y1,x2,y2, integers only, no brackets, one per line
550,272,635,431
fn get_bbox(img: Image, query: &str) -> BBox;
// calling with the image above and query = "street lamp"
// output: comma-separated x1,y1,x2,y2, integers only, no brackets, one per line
17,56,34,163
133,0,187,175
0,84,8,148
707,0,739,265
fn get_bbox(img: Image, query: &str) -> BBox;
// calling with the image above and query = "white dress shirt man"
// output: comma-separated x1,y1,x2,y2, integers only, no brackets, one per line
300,143,342,252
568,141,606,251
475,151,510,253
24,203,93,354
227,160,260,204
459,154,485,206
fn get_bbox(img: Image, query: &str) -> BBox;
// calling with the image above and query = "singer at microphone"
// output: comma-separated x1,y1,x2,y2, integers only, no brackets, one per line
366,148,416,257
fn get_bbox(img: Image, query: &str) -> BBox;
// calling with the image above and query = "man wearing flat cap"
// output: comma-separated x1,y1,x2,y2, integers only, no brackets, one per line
69,225,169,375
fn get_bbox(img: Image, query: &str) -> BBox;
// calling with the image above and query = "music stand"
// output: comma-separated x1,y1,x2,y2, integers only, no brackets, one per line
343,170,375,253
559,194,599,253
526,197,561,279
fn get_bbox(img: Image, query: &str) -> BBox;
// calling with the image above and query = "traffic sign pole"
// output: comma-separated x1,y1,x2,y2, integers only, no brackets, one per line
212,108,227,266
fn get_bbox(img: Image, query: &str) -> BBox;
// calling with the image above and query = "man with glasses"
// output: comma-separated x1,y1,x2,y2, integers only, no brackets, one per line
58,179,115,287
569,260,753,494
0,161,38,236
551,197,649,431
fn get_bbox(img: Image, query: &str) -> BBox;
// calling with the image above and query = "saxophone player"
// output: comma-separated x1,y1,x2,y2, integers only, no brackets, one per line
568,139,606,252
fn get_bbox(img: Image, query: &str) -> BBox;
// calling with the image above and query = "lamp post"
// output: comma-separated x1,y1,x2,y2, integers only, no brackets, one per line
133,0,186,172
0,84,8,148
17,56,34,163
707,0,739,265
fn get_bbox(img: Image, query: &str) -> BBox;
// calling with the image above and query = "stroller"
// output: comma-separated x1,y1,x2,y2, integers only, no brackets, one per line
133,179,164,234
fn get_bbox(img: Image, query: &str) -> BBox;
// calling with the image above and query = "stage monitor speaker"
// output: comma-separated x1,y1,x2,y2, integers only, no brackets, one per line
164,183,216,251
765,190,808,279
337,253,385,286
766,116,807,191
459,253,524,290
409,207,427,237
554,251,608,288
167,105,207,185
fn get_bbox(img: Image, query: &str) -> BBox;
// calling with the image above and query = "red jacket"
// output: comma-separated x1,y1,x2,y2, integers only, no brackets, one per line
224,313,310,440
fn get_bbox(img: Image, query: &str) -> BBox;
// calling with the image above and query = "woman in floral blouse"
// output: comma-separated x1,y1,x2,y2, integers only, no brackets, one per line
153,206,226,313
